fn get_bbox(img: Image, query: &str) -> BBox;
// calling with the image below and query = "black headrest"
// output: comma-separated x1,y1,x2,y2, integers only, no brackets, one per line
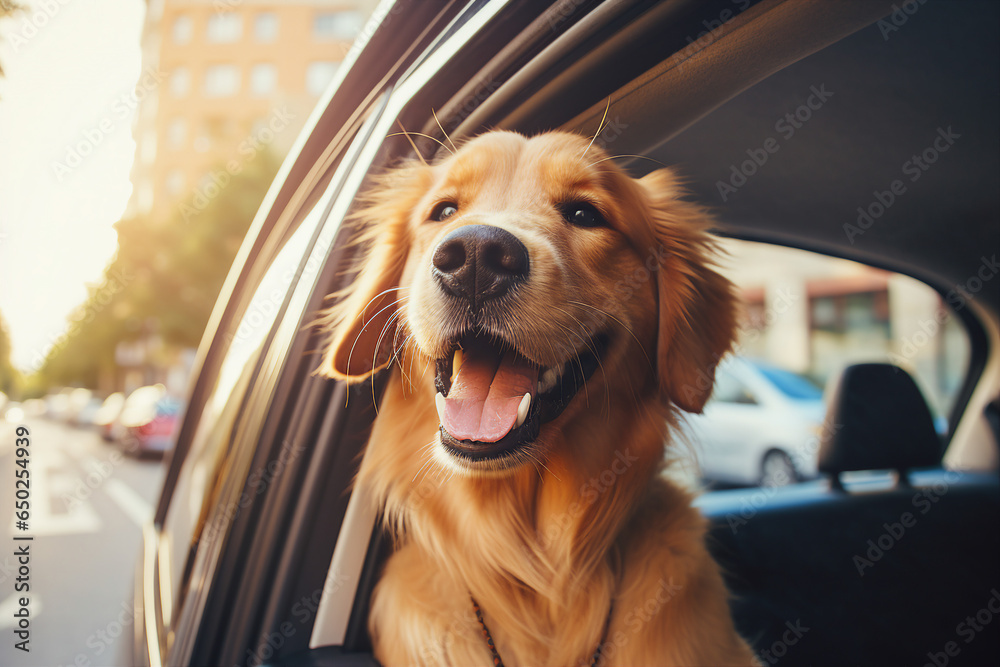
818,363,942,477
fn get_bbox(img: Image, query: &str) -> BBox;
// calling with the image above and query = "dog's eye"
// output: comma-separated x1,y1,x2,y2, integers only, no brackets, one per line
561,202,607,228
430,202,458,222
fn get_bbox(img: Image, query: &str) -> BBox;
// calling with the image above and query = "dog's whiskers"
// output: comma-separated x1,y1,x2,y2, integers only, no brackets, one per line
552,319,591,406
526,449,560,482
393,332,417,392
581,96,612,160
586,153,670,171
570,300,652,369
389,125,454,162
412,439,440,485
561,309,612,419
431,108,458,154
370,300,409,412
343,287,407,388
569,301,649,411
550,306,607,410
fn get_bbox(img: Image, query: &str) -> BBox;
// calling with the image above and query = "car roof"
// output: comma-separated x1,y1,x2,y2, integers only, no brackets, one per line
648,1,999,306
481,0,998,312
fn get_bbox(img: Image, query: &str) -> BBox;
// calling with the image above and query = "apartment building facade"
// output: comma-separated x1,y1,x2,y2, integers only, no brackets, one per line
127,0,373,223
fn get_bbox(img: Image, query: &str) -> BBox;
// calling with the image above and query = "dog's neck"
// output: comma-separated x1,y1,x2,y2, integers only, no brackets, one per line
360,361,669,657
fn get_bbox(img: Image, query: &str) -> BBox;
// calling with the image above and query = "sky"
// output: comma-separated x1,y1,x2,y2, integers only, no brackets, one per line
0,0,145,371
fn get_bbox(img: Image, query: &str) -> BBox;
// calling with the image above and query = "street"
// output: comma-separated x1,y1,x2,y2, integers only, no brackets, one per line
0,418,165,667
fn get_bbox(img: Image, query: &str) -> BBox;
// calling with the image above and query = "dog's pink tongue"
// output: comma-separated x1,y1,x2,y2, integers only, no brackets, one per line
443,342,538,442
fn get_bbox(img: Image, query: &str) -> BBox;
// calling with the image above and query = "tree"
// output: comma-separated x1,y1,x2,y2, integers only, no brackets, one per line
31,149,282,391
0,310,20,397
0,1,23,82
149,149,283,346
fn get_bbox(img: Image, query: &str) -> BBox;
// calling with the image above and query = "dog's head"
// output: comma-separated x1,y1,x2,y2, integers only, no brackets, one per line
320,130,736,475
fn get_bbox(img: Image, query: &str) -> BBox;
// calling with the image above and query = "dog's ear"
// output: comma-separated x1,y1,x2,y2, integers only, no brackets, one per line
318,164,429,383
636,169,738,413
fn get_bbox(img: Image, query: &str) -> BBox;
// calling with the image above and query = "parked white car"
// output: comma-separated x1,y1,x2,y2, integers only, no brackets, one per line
680,357,828,487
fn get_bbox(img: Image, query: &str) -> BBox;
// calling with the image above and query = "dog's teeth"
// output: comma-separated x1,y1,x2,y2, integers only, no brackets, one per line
452,348,464,381
516,393,531,428
435,392,446,423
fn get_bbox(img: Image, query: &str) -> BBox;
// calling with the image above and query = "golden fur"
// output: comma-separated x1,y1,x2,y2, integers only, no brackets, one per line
319,130,755,665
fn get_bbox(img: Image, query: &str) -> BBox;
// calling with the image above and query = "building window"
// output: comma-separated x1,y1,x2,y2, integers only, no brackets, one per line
172,15,192,44
165,170,185,197
810,291,890,337
313,11,362,41
167,118,187,149
254,12,278,42
250,64,277,96
204,64,240,97
207,13,242,43
306,61,338,96
170,67,190,97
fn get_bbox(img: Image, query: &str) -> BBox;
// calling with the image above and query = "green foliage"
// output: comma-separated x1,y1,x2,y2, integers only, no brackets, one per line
32,150,282,390
0,1,24,79
0,310,20,397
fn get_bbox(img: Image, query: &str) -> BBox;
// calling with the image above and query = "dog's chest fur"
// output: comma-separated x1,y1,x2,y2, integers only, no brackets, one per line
360,372,755,666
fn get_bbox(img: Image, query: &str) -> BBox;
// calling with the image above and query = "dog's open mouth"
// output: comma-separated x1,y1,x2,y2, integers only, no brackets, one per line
433,332,609,463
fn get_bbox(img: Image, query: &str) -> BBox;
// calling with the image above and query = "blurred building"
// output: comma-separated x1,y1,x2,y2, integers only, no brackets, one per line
116,0,374,394
719,239,968,419
126,0,374,223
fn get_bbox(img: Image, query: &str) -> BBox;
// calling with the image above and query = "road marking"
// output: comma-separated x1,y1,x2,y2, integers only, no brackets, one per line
0,594,42,629
104,479,154,527
9,443,102,536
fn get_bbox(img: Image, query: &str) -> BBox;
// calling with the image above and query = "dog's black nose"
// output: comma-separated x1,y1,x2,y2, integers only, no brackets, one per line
432,224,529,307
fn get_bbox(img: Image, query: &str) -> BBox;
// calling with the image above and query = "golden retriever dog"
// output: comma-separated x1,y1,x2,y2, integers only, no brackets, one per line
319,129,755,666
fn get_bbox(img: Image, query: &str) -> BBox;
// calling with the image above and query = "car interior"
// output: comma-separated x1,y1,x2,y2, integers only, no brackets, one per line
142,2,1000,666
